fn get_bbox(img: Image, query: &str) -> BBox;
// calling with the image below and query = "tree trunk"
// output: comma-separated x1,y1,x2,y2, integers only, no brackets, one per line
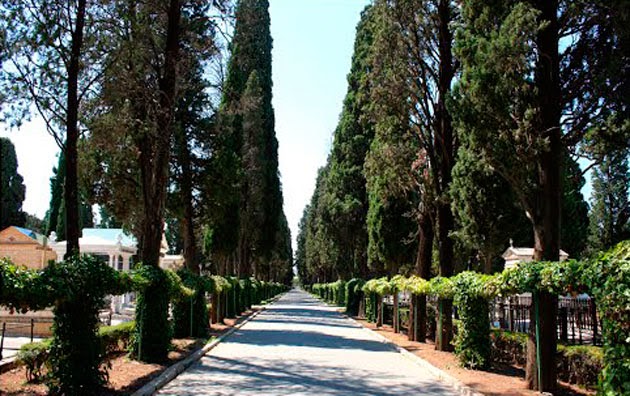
525,0,561,391
434,0,456,352
414,209,434,343
483,253,493,274
139,0,181,267
393,292,400,333
63,0,86,259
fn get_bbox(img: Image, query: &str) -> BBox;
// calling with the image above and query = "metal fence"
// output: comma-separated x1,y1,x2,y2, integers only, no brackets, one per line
380,293,601,346
490,295,601,345
0,320,35,360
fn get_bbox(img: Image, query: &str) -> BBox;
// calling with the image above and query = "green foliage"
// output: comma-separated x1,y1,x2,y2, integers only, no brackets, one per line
43,256,131,394
205,0,291,280
365,291,378,323
0,137,26,229
557,345,603,389
451,272,491,369
490,329,527,366
345,278,365,316
311,280,346,306
583,242,630,395
491,330,603,389
298,5,378,284
16,339,52,383
172,269,212,339
450,149,530,272
560,153,590,259
362,277,391,296
131,266,171,363
339,242,628,384
0,256,135,393
586,153,629,256
99,321,135,355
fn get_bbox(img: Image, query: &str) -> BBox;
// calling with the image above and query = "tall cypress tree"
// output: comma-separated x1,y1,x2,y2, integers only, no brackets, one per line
587,152,630,253
0,137,26,229
317,5,376,280
209,0,288,280
46,151,93,240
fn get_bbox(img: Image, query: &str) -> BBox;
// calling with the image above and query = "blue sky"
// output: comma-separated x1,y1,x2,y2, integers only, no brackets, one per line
270,0,371,248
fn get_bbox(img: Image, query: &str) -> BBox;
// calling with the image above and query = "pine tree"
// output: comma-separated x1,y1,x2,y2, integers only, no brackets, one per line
0,137,26,229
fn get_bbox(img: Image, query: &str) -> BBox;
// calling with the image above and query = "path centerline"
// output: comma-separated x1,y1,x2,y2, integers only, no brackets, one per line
158,289,459,395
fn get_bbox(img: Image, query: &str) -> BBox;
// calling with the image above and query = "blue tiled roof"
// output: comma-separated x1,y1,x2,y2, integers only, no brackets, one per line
82,228,137,246
13,226,48,245
14,226,36,239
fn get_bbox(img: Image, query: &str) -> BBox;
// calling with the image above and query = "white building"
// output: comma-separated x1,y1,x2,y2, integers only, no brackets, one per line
502,243,569,269
49,228,184,313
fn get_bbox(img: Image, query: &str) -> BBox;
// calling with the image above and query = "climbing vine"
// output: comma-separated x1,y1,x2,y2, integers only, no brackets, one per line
311,240,630,391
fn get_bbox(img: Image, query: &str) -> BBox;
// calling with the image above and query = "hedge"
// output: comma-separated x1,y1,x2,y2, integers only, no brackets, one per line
16,321,134,384
0,256,288,393
345,278,365,316
311,280,346,306
308,241,629,394
491,330,603,390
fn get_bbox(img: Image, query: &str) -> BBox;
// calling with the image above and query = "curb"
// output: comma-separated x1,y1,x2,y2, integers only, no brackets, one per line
344,315,485,396
0,357,17,374
132,293,285,396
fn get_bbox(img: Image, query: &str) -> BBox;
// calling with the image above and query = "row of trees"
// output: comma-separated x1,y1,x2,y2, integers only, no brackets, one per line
1,0,291,362
297,0,628,391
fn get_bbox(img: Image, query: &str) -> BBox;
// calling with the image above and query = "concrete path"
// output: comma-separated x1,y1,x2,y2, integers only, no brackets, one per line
159,289,459,396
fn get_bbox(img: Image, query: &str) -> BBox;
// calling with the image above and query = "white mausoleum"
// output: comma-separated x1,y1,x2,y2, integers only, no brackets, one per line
502,241,569,269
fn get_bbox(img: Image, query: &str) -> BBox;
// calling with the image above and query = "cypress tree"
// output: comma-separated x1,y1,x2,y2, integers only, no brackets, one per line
209,0,289,281
587,152,630,253
317,5,376,280
0,137,26,229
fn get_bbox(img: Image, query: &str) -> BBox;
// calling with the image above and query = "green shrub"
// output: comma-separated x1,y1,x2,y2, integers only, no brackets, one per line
172,269,211,338
99,321,135,355
557,345,603,389
132,266,172,363
345,278,365,316
452,272,491,369
16,339,52,382
45,256,128,395
583,242,630,395
491,330,603,389
332,280,346,306
365,291,378,323
490,329,527,366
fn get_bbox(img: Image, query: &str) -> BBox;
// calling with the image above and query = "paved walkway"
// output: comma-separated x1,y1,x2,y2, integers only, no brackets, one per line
159,289,459,395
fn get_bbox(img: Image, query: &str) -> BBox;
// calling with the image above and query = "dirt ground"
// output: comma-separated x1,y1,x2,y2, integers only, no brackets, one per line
354,318,594,396
0,309,258,396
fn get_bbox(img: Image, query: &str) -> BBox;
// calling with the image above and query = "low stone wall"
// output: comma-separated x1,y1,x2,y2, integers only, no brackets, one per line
0,311,54,338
